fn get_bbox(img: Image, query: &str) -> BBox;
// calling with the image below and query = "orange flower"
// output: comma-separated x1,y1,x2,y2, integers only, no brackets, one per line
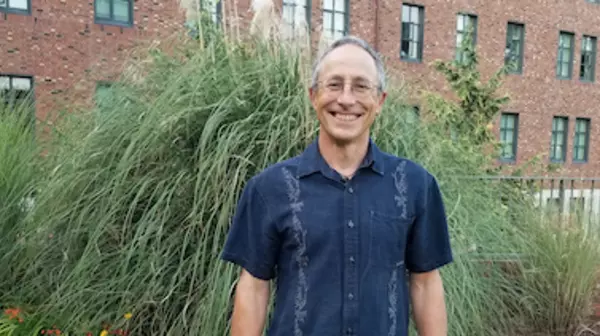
100,330,109,336
3,308,22,321
123,312,132,320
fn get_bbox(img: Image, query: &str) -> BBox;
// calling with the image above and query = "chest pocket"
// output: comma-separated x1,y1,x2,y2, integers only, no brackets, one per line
368,210,413,269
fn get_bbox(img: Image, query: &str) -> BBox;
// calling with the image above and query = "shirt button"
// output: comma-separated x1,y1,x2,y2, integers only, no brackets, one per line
348,293,354,300
348,220,354,228
349,256,355,263
348,187,354,193
346,328,353,335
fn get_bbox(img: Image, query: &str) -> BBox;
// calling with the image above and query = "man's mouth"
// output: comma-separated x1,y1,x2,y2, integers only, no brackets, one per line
329,112,362,122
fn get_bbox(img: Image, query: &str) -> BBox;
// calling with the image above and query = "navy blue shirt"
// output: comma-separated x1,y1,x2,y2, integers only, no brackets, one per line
221,138,453,336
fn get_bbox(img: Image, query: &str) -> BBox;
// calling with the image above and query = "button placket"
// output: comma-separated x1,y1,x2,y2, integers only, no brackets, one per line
342,181,358,336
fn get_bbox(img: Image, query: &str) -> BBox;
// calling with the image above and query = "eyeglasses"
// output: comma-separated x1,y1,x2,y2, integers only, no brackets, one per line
317,79,379,98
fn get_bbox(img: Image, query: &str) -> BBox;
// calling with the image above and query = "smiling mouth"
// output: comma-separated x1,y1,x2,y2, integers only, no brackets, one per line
329,112,362,122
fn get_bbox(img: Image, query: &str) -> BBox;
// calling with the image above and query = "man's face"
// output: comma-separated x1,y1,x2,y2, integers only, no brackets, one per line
309,44,387,145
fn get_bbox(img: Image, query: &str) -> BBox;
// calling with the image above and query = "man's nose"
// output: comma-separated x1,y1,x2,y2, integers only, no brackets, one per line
336,84,357,105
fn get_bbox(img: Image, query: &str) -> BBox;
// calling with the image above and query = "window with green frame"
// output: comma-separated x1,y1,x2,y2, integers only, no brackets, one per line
401,4,424,61
556,31,574,79
95,0,133,26
580,35,596,82
550,116,568,162
505,22,525,73
499,112,518,161
455,13,477,63
201,0,222,25
322,0,347,41
0,74,34,110
282,0,310,38
0,0,30,15
0,74,35,129
573,118,590,162
94,81,114,111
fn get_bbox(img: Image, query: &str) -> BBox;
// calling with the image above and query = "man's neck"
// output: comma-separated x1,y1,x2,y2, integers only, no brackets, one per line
318,133,369,179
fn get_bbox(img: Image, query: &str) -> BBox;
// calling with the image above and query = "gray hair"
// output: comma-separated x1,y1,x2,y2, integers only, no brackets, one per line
310,35,386,92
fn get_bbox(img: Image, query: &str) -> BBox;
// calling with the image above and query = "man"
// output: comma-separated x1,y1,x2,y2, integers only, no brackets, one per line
221,36,453,336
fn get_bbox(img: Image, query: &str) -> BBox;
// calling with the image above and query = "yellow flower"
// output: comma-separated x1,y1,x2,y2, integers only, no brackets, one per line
100,330,108,336
124,312,133,320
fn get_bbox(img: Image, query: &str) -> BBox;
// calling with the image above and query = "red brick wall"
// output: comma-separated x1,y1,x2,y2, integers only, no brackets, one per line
4,0,600,177
0,0,185,123
349,0,600,177
275,0,600,177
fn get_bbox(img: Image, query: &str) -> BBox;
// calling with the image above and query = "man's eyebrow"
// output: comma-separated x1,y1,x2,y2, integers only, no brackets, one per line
325,74,371,82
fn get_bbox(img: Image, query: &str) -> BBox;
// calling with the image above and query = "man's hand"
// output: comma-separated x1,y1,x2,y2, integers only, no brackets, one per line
410,269,448,336
230,269,271,336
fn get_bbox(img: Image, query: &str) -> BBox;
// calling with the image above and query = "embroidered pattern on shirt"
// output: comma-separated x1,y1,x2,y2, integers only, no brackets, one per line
392,161,408,219
387,265,399,336
389,162,408,335
283,168,308,336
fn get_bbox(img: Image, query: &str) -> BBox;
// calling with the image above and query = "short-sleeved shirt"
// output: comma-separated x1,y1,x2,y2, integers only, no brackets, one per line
221,137,453,336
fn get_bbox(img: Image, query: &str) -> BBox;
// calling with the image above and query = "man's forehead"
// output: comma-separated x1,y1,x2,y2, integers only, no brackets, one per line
319,45,378,78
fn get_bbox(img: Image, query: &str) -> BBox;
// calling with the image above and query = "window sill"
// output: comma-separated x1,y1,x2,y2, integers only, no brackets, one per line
0,8,31,16
400,57,422,64
498,158,516,164
94,18,133,28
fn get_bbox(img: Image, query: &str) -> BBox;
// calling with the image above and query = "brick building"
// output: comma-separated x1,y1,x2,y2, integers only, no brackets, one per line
2,0,599,179
262,0,600,179
0,0,186,123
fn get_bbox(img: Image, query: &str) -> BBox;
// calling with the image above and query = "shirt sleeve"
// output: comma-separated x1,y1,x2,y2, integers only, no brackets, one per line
220,176,280,280
405,174,453,273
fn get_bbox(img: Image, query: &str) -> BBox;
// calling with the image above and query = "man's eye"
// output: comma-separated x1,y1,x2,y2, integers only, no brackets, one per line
327,82,342,89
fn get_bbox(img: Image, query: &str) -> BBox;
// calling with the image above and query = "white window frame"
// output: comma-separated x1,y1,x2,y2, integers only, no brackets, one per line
322,0,347,41
282,0,310,39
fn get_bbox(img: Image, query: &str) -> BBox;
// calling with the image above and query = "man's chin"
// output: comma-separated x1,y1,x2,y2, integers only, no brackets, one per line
321,128,367,145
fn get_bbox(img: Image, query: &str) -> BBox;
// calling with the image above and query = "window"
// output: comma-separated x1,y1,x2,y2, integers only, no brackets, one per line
505,22,525,73
322,0,348,41
455,13,477,63
556,31,575,79
499,113,519,161
401,4,424,61
94,0,133,26
0,74,34,127
550,116,568,162
405,105,420,124
0,74,33,109
580,35,596,81
94,82,113,108
201,0,222,25
282,0,310,38
0,0,30,14
573,118,590,162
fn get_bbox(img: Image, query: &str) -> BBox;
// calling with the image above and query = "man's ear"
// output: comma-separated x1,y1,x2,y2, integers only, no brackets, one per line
378,91,388,106
308,86,318,108
375,91,388,115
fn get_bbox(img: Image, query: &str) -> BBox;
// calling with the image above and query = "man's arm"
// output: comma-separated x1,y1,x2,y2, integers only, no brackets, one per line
230,269,271,336
410,269,447,336
220,176,280,335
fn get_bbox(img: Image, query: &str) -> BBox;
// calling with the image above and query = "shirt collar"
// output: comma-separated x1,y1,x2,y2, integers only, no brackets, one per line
297,137,385,179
